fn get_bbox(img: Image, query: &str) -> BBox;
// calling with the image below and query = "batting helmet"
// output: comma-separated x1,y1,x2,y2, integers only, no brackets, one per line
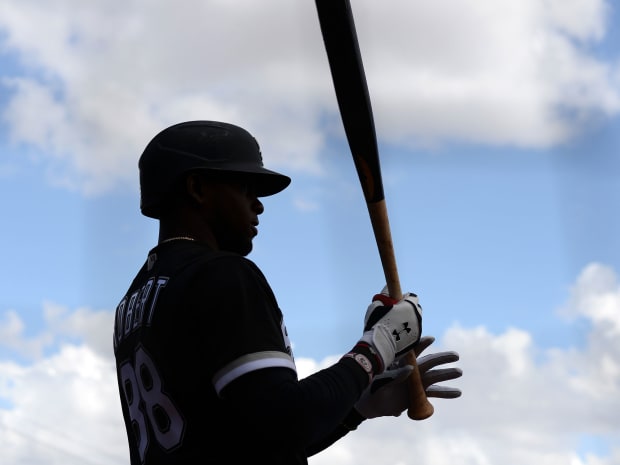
138,120,291,218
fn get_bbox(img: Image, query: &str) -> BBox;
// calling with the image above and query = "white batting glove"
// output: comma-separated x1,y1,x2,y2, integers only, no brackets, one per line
355,336,462,419
359,286,423,372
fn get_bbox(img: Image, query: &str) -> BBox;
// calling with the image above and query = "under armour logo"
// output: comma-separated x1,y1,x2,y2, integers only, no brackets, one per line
392,323,412,341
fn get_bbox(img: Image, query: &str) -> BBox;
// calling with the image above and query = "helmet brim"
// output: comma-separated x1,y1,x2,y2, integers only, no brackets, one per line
195,165,291,197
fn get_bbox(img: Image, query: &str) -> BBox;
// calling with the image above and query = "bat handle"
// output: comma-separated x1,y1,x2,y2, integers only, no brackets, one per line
368,201,434,420
405,352,434,420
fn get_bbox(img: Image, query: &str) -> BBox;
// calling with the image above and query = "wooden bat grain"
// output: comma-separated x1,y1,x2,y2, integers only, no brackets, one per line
315,0,433,420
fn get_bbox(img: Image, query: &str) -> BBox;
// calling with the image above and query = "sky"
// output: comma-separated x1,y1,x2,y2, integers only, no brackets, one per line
0,0,619,464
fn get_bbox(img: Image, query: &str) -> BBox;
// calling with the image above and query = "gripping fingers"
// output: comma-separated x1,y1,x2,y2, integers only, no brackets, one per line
417,350,462,396
426,385,462,399
413,336,435,357
417,351,460,372
421,367,463,387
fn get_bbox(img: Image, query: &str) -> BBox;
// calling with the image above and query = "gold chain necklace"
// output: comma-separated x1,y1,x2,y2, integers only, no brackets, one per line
159,236,196,245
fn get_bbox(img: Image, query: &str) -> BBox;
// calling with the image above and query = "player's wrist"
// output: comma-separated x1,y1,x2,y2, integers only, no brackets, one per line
341,341,384,383
341,407,366,430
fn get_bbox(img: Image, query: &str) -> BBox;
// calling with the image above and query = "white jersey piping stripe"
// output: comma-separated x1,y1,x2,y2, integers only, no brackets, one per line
213,350,297,395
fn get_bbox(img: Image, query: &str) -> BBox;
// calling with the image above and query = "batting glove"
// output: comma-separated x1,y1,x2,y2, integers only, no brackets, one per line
415,336,462,399
359,286,423,372
355,336,462,419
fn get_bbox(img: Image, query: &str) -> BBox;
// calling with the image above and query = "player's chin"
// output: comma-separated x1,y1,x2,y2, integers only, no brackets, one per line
223,238,253,256
240,241,253,256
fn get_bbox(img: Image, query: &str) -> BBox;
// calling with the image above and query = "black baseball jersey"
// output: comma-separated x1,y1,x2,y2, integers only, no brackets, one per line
113,240,368,464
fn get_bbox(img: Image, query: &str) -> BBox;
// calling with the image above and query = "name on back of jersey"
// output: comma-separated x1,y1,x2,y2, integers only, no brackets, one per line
113,276,169,350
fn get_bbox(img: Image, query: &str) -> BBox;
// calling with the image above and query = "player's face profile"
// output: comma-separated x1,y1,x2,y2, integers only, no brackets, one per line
209,178,264,256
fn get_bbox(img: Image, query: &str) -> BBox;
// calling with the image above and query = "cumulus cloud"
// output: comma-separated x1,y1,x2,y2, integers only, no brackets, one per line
0,309,54,360
0,303,113,361
1,262,617,465
0,345,126,465
0,0,619,194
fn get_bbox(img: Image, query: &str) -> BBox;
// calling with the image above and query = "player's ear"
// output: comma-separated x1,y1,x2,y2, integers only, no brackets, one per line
183,172,207,206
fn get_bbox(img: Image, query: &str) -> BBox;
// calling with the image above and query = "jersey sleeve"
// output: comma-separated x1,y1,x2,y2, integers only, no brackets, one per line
192,254,297,394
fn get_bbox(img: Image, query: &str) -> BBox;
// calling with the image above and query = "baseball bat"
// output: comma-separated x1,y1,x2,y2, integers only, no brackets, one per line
315,0,434,420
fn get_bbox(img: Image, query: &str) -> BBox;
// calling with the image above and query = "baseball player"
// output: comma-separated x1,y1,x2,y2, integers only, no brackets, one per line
113,120,462,464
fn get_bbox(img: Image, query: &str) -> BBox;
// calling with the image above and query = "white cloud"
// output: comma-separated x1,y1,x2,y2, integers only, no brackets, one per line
0,302,112,361
560,263,620,334
0,0,618,195
0,262,618,465
0,309,54,359
42,302,117,359
0,345,126,465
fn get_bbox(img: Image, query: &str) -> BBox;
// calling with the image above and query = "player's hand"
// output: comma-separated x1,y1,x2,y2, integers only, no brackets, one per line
415,336,462,399
354,363,413,418
359,286,422,371
354,336,462,419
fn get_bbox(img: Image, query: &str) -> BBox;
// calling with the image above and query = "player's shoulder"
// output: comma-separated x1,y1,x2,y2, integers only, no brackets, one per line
178,244,265,281
206,252,265,281
192,247,257,269
150,241,268,289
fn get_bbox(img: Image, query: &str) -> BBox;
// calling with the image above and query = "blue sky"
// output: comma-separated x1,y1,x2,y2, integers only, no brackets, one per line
1,1,619,464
